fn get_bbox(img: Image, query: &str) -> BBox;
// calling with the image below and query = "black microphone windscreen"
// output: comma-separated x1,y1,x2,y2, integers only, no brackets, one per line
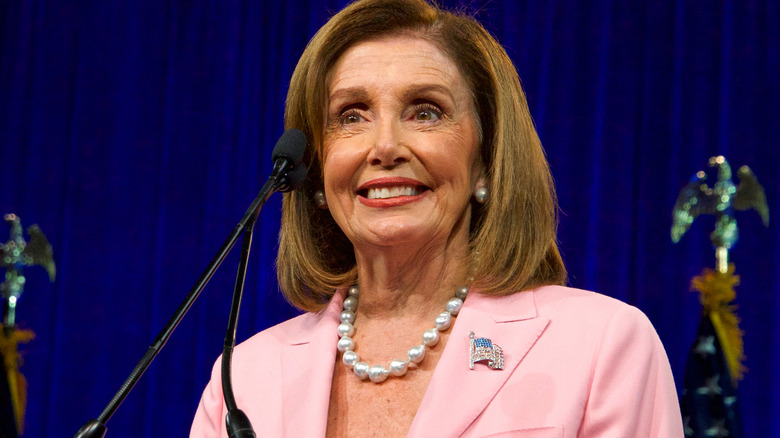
271,129,306,166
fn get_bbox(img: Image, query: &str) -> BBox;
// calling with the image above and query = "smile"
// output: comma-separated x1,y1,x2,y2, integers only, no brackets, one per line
366,186,421,199
356,177,430,207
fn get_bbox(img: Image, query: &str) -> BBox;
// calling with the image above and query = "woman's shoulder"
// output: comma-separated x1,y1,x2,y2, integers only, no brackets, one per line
234,310,323,356
529,284,659,341
232,290,343,361
533,284,643,314
473,284,657,336
468,284,657,339
476,284,643,317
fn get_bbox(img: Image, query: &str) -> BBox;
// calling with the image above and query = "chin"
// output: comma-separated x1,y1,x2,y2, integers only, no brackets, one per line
359,222,435,248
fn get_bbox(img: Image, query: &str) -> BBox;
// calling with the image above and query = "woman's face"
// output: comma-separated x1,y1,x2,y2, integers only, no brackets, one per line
322,35,483,252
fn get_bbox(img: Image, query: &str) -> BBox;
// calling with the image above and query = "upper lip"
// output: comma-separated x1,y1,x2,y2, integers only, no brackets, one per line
356,177,428,195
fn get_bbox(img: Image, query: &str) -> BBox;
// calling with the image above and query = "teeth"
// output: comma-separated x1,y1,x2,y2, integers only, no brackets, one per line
367,186,420,200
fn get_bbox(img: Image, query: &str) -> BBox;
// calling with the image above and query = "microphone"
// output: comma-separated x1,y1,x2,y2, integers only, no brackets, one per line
221,129,307,438
270,129,307,193
272,128,306,167
269,129,306,193
74,130,308,438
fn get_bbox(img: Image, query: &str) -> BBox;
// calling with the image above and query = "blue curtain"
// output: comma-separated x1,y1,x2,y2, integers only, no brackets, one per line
1,0,777,436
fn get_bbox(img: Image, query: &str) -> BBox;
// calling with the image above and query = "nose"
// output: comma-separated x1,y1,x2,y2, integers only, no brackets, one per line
367,118,411,167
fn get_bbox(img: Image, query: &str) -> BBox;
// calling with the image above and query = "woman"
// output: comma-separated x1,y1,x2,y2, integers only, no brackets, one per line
192,0,683,436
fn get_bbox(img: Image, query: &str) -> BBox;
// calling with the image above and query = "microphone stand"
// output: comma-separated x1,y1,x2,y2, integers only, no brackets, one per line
74,158,295,438
221,214,257,437
220,164,298,436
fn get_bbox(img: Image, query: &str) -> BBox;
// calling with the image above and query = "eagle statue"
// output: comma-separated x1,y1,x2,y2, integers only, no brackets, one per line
1,214,56,327
671,156,769,270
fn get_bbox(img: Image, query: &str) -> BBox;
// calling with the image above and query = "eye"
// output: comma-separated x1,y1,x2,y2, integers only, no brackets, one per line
412,103,442,122
338,105,368,125
342,111,364,124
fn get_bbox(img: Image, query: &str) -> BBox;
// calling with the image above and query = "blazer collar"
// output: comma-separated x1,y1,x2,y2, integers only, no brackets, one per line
280,289,344,436
407,289,550,437
278,288,549,437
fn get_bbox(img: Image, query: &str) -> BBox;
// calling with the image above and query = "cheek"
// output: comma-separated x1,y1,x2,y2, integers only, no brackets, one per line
427,133,480,185
322,142,360,193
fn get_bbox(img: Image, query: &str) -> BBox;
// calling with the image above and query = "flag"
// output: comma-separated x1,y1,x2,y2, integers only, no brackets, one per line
0,359,18,438
680,266,744,437
469,332,504,370
0,327,34,437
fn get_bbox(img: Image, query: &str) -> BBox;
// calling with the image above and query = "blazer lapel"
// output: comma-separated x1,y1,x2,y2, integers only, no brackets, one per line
280,290,344,436
407,290,550,437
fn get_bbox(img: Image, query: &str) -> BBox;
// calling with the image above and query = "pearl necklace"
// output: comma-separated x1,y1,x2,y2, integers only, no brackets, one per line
336,285,468,383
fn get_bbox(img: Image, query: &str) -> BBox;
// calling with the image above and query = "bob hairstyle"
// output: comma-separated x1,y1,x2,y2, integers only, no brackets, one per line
278,0,566,311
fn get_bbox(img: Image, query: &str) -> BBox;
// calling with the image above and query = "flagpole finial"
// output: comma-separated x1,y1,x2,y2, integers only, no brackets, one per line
671,156,769,272
1,214,56,330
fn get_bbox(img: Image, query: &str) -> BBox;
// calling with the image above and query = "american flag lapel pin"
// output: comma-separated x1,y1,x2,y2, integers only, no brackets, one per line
469,332,504,370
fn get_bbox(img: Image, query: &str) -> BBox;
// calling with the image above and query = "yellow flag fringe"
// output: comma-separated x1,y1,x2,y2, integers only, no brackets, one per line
690,264,745,383
0,328,35,435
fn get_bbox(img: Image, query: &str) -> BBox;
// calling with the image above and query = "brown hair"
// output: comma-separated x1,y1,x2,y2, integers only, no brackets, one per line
277,0,566,311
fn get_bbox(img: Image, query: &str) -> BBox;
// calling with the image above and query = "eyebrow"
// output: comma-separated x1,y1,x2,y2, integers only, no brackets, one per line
328,83,457,109
400,83,455,102
328,87,371,105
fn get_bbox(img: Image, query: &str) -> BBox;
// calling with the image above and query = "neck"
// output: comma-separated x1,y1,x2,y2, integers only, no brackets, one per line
351,236,471,320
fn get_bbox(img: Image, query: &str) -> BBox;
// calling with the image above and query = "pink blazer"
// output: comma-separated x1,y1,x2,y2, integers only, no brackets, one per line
191,285,683,437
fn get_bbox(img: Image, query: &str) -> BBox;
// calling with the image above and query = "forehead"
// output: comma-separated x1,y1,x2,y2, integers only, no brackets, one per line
327,34,468,96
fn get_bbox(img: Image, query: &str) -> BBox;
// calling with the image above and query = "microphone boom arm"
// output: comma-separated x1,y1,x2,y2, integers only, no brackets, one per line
74,153,299,438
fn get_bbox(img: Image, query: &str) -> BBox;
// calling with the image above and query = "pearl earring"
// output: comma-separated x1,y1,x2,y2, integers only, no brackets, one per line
474,186,488,204
314,190,328,209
